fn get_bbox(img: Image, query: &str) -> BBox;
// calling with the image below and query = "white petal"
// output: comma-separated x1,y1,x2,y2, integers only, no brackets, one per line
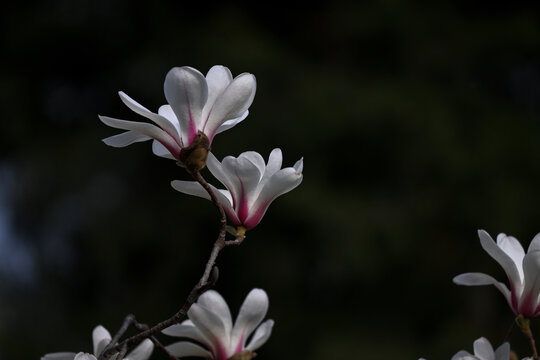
244,165,303,229
162,322,209,345
118,92,180,144
231,289,269,350
201,66,233,127
158,104,181,137
206,66,233,94
238,151,266,182
214,111,249,135
152,140,176,160
74,354,97,360
102,131,151,147
453,273,511,305
197,290,233,335
519,250,540,315
99,115,180,158
206,152,233,192
164,66,208,146
293,157,304,174
171,180,211,200
203,73,256,141
188,303,230,355
222,155,264,217
170,180,239,224
478,230,523,292
451,350,474,360
92,325,112,356
473,337,494,360
170,180,233,205
496,233,525,280
261,149,283,183
124,339,153,360
166,341,212,358
245,319,274,351
41,353,77,360
494,342,510,360
528,233,540,252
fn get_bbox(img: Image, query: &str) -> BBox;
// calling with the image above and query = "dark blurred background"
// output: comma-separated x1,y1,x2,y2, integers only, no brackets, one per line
2,0,540,358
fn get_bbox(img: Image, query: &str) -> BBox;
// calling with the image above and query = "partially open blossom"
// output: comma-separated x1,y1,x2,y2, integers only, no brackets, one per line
171,148,303,230
450,337,510,360
454,230,540,318
99,65,256,163
163,289,273,360
41,325,153,360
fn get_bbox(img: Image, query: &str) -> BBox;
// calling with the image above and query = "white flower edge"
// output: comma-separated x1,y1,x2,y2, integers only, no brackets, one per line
42,325,154,360
163,289,274,359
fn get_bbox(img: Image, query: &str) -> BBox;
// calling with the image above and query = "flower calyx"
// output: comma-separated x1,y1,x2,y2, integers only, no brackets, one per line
178,131,211,174
229,350,257,360
227,225,247,238
516,314,533,337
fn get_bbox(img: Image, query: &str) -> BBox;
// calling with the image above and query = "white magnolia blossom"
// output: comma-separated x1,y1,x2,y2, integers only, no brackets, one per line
163,288,274,360
454,230,540,318
41,325,154,360
171,148,303,229
99,65,256,161
450,337,509,360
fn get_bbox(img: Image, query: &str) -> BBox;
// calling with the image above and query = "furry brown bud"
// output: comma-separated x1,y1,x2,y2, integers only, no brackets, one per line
179,131,211,174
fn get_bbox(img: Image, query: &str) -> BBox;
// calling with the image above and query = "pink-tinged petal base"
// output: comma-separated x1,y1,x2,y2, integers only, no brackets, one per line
533,302,540,317
212,340,229,360
519,292,536,318
236,192,249,225
511,282,519,315
233,331,246,354
243,201,270,229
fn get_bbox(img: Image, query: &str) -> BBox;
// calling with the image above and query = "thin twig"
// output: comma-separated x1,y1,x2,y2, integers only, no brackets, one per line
516,315,539,360
132,319,178,360
100,314,135,358
193,171,229,286
149,336,178,360
111,315,135,345
99,170,245,360
100,279,212,359
225,235,245,246
117,344,128,360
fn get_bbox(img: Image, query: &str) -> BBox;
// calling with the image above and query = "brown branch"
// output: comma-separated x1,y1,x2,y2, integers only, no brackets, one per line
99,270,214,359
99,170,246,360
132,319,178,360
116,344,127,360
516,315,538,360
100,314,136,357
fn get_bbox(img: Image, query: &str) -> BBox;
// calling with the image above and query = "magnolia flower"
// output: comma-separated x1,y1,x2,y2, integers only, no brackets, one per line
171,148,303,230
454,230,540,318
41,325,153,360
99,65,256,162
163,288,274,359
451,337,510,360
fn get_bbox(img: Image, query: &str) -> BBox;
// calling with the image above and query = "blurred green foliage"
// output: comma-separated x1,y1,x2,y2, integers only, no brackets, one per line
2,0,540,359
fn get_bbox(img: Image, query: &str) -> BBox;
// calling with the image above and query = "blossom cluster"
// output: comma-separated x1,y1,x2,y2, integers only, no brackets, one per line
42,325,154,360
100,65,303,230
43,65,303,360
419,230,540,359
42,63,540,359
